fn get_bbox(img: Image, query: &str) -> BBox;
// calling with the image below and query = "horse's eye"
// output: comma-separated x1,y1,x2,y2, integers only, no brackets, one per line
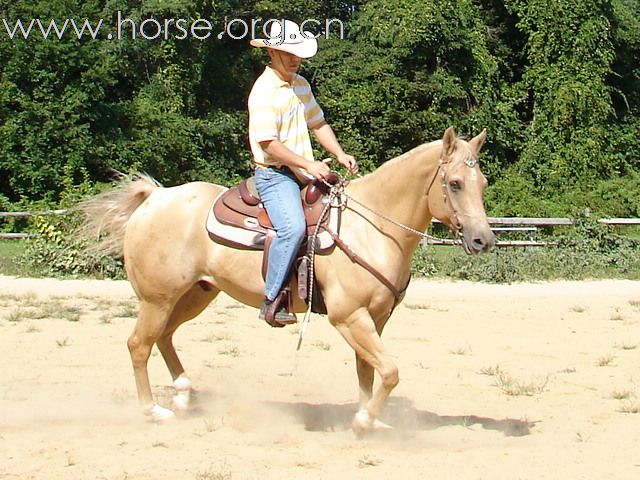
449,179,462,191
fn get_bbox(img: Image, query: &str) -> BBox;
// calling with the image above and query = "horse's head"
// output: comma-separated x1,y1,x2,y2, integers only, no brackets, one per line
428,127,495,254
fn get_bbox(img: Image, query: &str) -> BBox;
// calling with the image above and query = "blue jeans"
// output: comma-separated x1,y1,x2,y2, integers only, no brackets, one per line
254,167,306,301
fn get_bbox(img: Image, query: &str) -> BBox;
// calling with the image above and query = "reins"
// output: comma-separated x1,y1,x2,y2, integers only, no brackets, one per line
296,156,463,351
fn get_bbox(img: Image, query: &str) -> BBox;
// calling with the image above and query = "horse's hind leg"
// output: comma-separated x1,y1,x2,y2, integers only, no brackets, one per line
127,299,174,420
155,283,219,412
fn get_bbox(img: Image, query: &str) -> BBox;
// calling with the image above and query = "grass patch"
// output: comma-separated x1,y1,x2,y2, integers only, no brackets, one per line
5,309,26,322
0,239,28,276
494,371,549,396
195,463,232,480
218,345,240,357
478,364,503,376
610,389,634,400
357,455,382,468
596,354,615,367
559,366,577,374
404,303,430,310
313,340,331,351
450,344,472,355
617,401,640,414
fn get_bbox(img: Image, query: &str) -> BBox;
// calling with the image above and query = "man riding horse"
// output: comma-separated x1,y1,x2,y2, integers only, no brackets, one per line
248,19,358,327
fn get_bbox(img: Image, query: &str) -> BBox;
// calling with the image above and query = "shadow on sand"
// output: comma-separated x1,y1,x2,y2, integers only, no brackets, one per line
265,396,535,437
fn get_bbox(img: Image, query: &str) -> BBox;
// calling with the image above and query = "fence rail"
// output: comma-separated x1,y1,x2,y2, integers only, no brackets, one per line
0,209,67,218
427,217,640,247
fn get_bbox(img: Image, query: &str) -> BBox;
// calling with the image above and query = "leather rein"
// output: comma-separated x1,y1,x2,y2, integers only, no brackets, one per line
321,153,466,306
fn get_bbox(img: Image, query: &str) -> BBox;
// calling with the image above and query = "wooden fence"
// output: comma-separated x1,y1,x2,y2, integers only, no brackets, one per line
1,210,639,245
427,217,640,247
0,209,68,239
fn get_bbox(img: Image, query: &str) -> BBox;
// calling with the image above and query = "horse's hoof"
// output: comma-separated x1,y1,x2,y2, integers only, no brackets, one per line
145,404,176,422
172,375,192,411
352,409,374,437
172,392,190,411
373,418,393,430
352,410,393,436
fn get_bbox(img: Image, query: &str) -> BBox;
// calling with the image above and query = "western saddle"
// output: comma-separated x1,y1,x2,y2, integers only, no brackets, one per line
206,173,341,321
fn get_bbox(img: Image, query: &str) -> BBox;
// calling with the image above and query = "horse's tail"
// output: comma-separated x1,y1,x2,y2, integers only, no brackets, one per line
76,173,161,257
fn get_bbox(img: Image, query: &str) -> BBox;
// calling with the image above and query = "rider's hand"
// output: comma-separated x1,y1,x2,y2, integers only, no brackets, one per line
305,160,331,181
336,153,358,175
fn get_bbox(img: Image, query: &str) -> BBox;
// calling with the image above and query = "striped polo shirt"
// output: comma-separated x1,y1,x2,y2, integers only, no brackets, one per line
248,66,325,169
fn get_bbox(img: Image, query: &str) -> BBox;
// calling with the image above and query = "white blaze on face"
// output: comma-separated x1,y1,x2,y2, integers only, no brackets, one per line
469,167,478,183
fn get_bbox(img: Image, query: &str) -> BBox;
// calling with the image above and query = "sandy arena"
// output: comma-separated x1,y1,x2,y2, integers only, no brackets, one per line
1,275,639,479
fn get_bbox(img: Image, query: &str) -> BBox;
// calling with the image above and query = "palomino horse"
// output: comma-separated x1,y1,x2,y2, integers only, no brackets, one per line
79,127,495,434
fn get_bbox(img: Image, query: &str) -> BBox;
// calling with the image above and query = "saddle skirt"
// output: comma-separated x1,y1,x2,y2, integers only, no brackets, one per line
206,175,341,253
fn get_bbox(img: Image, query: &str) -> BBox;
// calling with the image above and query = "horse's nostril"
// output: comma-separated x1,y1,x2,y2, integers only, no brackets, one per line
473,237,485,249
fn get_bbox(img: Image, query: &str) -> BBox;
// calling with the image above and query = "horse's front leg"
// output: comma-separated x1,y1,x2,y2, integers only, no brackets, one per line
334,308,399,435
356,353,374,409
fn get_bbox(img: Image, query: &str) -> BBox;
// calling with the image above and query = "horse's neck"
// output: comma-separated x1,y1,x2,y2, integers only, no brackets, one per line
350,143,440,240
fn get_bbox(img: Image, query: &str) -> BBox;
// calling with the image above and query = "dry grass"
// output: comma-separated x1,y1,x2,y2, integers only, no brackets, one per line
610,389,634,400
494,371,550,396
478,364,503,376
313,340,331,351
450,344,472,355
404,303,430,310
357,455,382,468
218,345,240,357
617,401,640,414
609,312,626,321
195,463,232,480
596,354,615,367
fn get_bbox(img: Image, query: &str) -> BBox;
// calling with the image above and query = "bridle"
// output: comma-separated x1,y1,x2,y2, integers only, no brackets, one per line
296,150,476,350
427,149,479,241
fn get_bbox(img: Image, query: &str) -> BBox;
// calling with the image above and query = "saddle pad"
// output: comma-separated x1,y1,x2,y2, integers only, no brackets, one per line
206,189,341,252
206,190,263,249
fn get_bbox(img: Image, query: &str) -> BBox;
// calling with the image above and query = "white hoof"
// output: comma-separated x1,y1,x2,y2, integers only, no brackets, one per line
352,409,393,436
145,404,176,422
172,375,192,411
373,418,393,430
352,409,374,436
172,391,190,411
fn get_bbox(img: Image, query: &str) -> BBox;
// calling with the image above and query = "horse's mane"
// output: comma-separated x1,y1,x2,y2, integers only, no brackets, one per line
352,140,441,183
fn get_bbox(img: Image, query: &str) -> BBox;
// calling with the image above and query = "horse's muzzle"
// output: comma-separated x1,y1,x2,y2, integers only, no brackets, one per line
461,227,495,255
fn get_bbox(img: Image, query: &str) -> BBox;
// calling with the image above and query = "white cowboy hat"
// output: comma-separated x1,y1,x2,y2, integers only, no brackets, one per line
250,19,318,58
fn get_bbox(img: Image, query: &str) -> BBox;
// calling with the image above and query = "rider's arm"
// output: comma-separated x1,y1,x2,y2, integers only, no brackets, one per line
311,122,358,174
259,139,330,180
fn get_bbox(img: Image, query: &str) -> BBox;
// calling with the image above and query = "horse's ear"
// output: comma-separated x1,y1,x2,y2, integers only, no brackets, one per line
442,127,457,158
468,129,487,155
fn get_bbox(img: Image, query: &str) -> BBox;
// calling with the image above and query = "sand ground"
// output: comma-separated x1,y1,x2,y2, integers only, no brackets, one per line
1,275,639,479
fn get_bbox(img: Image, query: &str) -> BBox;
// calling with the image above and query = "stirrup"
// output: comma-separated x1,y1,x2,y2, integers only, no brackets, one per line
260,290,297,328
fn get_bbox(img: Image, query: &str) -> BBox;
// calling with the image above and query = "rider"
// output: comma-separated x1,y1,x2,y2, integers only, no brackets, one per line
248,19,358,327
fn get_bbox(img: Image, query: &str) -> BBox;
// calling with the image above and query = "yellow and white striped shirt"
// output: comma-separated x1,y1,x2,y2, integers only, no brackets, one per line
248,66,324,169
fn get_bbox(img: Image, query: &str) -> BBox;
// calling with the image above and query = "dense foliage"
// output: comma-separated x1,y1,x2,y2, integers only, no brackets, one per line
1,0,639,218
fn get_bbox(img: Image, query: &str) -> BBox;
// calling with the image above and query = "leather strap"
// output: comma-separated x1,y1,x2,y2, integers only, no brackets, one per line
326,228,406,306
